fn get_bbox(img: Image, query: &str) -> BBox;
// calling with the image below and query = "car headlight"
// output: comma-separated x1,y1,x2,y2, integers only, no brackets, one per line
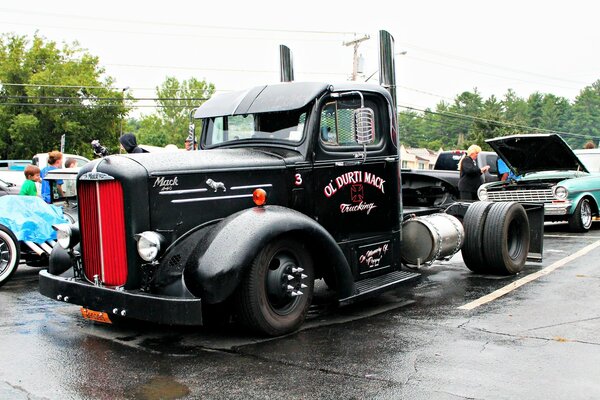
478,187,488,201
134,231,165,262
53,223,80,249
553,185,569,200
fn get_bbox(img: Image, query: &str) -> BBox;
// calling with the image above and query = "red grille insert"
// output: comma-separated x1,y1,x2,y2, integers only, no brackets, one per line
79,180,128,286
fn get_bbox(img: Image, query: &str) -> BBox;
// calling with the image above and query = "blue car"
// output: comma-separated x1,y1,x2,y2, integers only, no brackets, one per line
478,134,599,232
0,168,79,287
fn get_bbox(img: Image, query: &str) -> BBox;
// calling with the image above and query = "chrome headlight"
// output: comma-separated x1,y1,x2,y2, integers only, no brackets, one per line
134,231,165,262
553,185,569,200
53,223,80,249
477,186,488,201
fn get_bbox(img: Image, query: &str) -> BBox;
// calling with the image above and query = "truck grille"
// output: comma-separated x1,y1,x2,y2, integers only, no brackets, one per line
487,188,554,203
78,180,128,286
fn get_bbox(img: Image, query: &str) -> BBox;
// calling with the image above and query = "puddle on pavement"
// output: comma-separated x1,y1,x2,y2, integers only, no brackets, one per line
132,376,190,400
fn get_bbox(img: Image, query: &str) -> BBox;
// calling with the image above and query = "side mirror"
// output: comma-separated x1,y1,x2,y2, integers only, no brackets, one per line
354,107,375,145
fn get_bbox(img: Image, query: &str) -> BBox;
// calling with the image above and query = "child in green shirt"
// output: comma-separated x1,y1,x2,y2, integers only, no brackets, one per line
19,164,41,196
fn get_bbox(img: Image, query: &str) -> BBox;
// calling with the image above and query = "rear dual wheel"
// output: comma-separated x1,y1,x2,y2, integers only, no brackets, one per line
236,238,314,336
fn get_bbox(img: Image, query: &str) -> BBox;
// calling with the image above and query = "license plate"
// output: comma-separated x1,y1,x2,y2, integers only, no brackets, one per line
80,307,113,324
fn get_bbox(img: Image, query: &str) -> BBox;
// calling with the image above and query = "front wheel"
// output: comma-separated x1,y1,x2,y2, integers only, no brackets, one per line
568,198,593,233
236,238,314,336
0,225,20,288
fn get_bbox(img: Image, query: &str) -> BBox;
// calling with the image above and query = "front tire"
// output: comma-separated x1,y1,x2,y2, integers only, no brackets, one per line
0,225,20,288
568,198,593,233
236,238,314,336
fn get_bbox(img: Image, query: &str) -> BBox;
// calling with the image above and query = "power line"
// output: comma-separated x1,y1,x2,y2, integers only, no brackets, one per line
397,41,590,86
0,82,226,93
406,54,584,91
1,20,346,44
3,95,210,101
0,102,196,109
0,8,359,35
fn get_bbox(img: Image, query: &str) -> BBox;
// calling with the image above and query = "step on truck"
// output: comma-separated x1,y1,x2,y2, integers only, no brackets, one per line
39,31,543,336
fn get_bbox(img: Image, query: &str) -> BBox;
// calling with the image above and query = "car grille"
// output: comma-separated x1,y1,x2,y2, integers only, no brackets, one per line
78,180,128,286
486,188,554,203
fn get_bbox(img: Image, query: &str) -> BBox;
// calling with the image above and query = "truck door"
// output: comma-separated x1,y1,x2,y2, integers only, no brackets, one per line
312,91,400,275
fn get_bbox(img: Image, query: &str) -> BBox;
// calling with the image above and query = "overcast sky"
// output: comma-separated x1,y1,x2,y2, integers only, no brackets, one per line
2,1,599,116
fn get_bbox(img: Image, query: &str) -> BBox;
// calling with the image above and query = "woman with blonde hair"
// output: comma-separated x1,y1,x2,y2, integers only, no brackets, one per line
458,144,490,200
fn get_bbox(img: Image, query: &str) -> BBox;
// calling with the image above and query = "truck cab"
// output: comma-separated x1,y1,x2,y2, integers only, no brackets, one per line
39,31,540,336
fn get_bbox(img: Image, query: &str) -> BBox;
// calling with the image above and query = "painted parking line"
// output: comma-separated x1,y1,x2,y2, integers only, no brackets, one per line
544,234,600,239
458,239,600,310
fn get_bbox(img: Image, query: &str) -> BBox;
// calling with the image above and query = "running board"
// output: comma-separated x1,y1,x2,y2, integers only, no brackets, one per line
338,270,420,306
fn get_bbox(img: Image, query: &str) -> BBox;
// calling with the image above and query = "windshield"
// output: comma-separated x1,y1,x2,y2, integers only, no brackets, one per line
201,109,307,147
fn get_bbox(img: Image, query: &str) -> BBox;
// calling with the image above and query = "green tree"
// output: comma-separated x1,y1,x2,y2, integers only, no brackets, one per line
0,33,126,159
134,77,215,147
501,89,529,135
569,80,600,148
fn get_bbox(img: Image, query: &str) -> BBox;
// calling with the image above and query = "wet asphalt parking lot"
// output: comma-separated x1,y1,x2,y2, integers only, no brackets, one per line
1,222,600,400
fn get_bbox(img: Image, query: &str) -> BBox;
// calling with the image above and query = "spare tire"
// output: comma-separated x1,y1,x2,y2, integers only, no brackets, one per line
461,201,493,273
483,202,530,275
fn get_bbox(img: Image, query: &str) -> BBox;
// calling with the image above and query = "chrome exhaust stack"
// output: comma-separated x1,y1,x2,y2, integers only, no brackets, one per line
279,44,294,82
378,30,397,112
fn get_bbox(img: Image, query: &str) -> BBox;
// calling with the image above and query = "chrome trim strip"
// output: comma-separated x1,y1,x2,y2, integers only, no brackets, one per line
159,188,208,195
172,194,253,204
230,184,273,190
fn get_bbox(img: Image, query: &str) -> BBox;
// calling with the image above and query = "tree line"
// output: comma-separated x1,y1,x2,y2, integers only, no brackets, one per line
398,84,600,151
1,33,599,160
0,34,214,159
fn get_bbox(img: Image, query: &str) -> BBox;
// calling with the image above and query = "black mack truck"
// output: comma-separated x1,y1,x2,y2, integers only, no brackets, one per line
39,31,543,336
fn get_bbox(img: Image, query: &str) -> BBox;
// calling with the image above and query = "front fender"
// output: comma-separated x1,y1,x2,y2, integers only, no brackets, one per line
567,191,600,215
183,205,354,304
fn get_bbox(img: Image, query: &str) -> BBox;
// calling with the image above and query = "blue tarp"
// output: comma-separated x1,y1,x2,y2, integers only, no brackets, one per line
0,195,67,243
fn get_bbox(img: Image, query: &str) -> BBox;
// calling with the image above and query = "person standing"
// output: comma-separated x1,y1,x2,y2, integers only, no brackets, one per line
458,144,490,200
40,151,64,203
119,133,147,154
19,165,41,196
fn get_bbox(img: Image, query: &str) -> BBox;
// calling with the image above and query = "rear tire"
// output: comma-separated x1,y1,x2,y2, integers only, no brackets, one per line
483,202,530,275
236,238,314,336
462,201,493,273
0,225,20,288
568,198,593,233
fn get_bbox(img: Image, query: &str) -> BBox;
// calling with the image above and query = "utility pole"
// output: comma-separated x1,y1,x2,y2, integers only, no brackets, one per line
343,35,370,81
119,87,129,150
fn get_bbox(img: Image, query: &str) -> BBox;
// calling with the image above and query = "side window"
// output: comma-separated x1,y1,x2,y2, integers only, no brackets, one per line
485,154,498,174
320,102,338,144
319,97,380,148
207,116,252,145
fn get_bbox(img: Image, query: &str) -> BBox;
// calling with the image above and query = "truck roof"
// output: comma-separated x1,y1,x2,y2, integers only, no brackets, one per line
195,82,392,118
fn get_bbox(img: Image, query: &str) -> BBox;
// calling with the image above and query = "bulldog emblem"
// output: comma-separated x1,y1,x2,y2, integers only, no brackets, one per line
206,179,226,192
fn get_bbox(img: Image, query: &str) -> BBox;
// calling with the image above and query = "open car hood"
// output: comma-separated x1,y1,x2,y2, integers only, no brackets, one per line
486,134,588,175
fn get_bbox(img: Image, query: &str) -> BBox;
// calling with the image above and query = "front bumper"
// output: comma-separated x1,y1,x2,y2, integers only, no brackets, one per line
39,270,203,325
544,201,573,216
